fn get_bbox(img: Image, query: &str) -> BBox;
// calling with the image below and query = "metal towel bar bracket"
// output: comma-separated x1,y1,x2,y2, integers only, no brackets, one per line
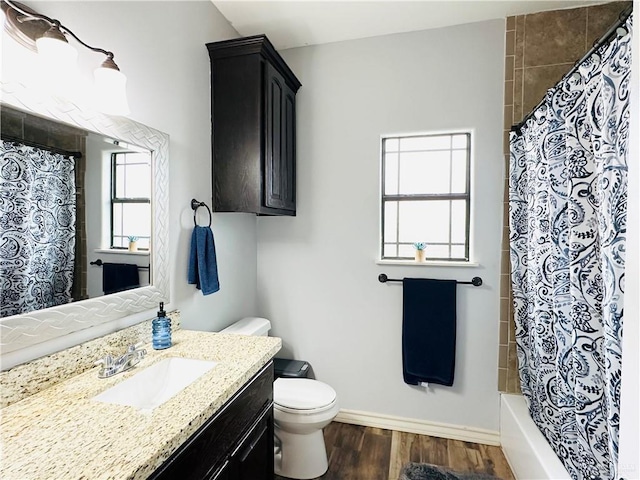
378,273,482,286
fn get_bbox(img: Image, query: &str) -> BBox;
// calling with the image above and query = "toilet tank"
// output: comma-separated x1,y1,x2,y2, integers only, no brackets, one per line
219,317,271,336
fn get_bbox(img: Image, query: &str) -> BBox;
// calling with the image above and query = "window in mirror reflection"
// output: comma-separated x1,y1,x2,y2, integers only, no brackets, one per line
110,152,151,250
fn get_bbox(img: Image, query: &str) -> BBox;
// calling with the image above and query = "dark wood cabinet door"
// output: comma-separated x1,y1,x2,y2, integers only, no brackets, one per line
265,63,295,212
227,405,274,480
282,83,296,212
265,61,283,210
208,461,230,480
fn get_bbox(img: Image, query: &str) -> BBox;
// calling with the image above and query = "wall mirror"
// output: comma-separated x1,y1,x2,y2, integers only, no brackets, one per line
0,80,169,357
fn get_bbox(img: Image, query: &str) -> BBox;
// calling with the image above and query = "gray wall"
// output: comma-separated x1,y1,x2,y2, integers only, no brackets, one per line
257,20,505,431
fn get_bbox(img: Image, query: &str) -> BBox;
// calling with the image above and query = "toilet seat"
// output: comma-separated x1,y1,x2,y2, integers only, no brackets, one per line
275,398,337,415
274,378,337,414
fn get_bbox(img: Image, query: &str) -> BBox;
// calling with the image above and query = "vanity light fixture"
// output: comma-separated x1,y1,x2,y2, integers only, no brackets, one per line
0,0,130,115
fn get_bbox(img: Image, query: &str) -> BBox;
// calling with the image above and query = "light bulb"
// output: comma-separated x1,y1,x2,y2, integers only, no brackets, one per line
94,60,130,116
35,25,79,100
35,25,78,71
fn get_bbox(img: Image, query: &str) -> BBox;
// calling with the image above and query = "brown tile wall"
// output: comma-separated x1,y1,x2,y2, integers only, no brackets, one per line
499,1,631,393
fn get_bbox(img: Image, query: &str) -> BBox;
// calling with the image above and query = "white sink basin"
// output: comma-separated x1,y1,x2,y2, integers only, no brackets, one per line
93,357,217,411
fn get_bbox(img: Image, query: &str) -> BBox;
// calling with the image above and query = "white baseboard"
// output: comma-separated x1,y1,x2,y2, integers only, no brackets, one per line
334,409,500,446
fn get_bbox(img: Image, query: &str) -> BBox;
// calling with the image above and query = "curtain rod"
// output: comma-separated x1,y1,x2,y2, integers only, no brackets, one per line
1,134,83,159
511,5,633,135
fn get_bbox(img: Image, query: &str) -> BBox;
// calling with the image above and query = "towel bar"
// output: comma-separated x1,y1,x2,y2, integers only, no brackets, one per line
191,198,212,227
90,259,150,270
378,273,482,286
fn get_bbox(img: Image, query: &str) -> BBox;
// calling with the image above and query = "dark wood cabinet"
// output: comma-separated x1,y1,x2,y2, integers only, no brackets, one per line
226,404,274,479
207,35,301,216
149,362,274,480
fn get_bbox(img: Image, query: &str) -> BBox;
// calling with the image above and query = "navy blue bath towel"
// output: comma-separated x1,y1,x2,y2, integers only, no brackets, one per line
402,278,457,387
188,225,220,295
103,263,140,295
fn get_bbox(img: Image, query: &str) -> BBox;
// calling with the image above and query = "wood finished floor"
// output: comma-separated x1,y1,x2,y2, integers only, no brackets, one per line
276,422,515,480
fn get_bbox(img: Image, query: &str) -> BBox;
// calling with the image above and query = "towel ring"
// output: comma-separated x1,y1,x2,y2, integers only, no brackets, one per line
191,198,212,227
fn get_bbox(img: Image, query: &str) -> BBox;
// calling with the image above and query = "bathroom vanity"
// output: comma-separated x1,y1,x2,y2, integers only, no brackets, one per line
149,362,274,480
0,329,281,480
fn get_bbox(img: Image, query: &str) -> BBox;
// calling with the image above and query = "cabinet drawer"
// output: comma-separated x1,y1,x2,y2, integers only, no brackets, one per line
149,361,273,480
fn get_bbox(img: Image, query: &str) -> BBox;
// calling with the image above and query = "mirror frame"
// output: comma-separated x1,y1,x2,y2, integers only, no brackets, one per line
0,80,169,355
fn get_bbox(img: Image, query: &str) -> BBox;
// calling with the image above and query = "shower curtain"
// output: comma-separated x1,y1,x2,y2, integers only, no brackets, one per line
508,15,632,480
0,140,77,317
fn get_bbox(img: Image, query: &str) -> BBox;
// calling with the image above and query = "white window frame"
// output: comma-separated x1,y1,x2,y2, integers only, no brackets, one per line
379,130,472,263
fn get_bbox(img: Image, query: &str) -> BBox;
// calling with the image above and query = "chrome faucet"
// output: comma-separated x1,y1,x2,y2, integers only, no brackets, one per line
95,343,147,378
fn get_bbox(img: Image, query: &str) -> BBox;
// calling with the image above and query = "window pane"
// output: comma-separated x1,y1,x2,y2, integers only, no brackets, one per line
451,200,467,244
398,244,414,257
398,151,450,194
451,150,468,194
385,138,399,152
398,200,450,243
384,153,399,195
136,237,150,250
113,152,151,199
124,164,151,198
400,135,450,151
113,236,126,248
451,244,466,259
452,134,468,149
121,203,151,239
383,243,397,258
427,244,450,258
384,201,398,242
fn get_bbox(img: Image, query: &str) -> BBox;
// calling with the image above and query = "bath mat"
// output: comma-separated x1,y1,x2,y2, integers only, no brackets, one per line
398,462,501,480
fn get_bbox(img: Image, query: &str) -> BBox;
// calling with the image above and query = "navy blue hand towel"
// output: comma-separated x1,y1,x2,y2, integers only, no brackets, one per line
103,263,140,295
402,278,457,387
188,226,220,295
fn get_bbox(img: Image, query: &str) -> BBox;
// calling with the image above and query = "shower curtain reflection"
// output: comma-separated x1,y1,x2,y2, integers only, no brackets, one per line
0,140,77,317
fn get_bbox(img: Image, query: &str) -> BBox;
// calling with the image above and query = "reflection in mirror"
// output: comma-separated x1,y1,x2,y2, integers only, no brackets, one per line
0,80,168,363
0,104,153,317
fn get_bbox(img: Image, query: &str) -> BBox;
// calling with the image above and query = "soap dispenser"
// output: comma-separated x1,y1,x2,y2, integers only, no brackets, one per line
152,302,172,350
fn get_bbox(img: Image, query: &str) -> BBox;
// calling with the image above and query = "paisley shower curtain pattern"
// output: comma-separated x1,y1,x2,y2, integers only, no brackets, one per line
0,140,77,317
508,15,632,480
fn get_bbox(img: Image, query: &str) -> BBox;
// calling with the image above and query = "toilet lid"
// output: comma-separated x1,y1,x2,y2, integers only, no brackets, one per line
274,378,337,410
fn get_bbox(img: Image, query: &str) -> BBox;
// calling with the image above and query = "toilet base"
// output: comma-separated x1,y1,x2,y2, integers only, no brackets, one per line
274,427,328,479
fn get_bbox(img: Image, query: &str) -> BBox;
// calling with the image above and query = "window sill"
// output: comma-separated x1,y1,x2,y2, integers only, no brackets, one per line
376,259,480,268
94,249,150,256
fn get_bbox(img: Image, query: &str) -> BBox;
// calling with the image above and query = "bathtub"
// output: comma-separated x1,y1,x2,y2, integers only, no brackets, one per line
500,394,571,479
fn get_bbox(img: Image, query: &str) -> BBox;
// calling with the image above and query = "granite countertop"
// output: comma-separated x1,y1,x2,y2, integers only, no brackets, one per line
0,330,281,480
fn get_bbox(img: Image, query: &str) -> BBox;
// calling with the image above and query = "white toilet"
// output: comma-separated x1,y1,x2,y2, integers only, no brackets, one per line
220,317,339,479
